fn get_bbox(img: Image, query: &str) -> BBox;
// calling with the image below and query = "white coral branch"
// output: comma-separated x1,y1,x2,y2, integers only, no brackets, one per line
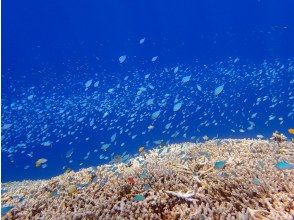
165,190,195,202
247,207,270,219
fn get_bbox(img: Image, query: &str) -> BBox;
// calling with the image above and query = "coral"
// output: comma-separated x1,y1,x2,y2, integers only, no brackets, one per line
271,131,287,143
165,190,195,202
1,139,294,219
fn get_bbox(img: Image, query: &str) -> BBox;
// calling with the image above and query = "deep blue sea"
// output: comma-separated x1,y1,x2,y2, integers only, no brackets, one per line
2,0,294,182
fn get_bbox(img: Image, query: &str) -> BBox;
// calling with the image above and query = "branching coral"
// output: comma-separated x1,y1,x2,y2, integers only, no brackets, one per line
2,139,294,220
165,190,196,202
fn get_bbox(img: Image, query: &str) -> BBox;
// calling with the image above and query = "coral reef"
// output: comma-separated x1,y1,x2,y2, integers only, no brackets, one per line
270,131,287,143
2,139,294,219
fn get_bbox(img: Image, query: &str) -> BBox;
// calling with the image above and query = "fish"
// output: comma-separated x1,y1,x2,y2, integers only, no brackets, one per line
138,146,145,154
151,110,161,120
139,38,145,44
119,55,126,63
35,158,48,168
173,102,183,112
182,75,191,83
214,85,224,96
275,161,294,170
133,194,145,201
151,56,158,62
196,84,202,91
288,128,294,135
127,176,135,185
85,80,93,88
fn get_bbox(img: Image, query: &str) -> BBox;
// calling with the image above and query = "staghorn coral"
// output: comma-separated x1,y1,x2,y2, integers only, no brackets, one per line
1,139,294,220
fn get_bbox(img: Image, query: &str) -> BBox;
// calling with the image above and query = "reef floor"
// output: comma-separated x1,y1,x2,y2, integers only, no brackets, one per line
1,139,294,219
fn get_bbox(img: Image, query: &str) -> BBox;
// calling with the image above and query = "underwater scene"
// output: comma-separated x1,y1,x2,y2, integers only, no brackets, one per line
1,0,294,219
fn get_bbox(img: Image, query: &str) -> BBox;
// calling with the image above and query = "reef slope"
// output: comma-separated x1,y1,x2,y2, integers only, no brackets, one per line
2,139,294,219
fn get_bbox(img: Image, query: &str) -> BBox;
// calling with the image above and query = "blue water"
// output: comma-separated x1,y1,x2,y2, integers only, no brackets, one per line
2,0,294,182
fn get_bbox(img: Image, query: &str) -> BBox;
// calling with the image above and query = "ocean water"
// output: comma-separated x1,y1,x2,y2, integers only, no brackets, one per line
2,0,294,182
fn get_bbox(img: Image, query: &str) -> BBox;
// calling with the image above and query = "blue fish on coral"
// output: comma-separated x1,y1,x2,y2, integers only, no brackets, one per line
1,189,8,195
252,177,261,185
275,161,294,170
139,170,149,179
133,194,145,201
1,206,14,216
143,184,151,191
214,160,226,169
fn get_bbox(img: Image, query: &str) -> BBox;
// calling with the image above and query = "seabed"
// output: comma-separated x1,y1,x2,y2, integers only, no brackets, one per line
1,139,294,219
